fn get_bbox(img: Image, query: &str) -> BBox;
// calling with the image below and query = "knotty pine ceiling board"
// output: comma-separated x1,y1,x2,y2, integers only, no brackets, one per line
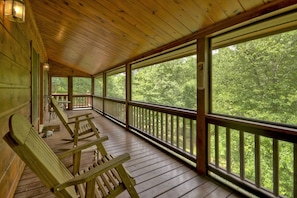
30,0,276,75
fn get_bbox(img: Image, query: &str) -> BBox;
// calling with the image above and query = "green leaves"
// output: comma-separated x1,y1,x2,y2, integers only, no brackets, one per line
212,29,297,124
132,55,197,109
211,29,297,197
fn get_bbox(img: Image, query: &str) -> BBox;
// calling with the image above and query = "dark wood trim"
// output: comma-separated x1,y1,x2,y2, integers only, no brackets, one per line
68,76,73,110
206,114,297,144
129,101,196,120
125,63,131,130
102,72,107,115
196,38,207,175
39,62,44,124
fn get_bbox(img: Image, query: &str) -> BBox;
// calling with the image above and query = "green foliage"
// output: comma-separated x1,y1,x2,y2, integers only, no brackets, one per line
132,55,197,110
51,77,68,94
212,30,297,124
73,77,91,94
211,29,297,197
106,72,125,99
94,75,103,96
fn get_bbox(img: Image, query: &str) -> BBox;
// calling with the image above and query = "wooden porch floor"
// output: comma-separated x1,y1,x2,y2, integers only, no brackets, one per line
14,110,245,198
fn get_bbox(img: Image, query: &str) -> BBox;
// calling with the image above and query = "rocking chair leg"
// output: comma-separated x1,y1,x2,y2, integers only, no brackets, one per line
85,179,96,198
116,165,139,198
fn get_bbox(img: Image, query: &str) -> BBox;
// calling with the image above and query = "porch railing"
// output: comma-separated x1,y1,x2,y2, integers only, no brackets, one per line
72,94,92,109
92,96,197,162
129,101,197,162
51,94,69,109
92,96,297,197
93,96,103,113
206,114,297,198
93,96,126,124
51,94,92,109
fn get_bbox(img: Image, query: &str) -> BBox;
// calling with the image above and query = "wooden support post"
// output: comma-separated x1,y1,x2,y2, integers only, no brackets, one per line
196,37,208,175
126,63,131,130
39,63,44,124
68,76,73,110
103,72,107,115
91,76,94,109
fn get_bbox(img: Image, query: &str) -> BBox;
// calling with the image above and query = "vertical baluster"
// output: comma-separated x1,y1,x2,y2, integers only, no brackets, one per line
161,113,164,141
226,128,231,173
156,112,159,138
177,116,180,148
133,106,135,127
273,139,279,196
190,119,193,155
146,109,149,133
171,115,174,145
137,106,140,129
166,113,168,143
215,125,219,167
255,135,260,188
144,108,147,132
135,106,138,128
138,106,141,129
293,144,297,197
240,131,245,179
148,110,151,135
152,111,156,137
141,108,144,131
183,118,186,153
132,105,135,128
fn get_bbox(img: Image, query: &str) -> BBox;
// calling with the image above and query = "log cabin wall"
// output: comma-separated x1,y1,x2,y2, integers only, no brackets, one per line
0,1,47,197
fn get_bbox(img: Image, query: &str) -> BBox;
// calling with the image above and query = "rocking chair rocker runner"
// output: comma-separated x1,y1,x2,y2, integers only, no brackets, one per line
51,97,100,146
4,114,139,198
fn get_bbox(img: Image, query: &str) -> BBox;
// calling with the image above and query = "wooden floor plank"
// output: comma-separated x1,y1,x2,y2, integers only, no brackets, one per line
132,160,183,181
135,166,191,193
13,110,244,198
181,181,219,198
139,170,198,198
205,186,233,198
155,176,208,198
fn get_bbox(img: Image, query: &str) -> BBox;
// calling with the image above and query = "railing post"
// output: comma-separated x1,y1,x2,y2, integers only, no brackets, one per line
197,37,208,175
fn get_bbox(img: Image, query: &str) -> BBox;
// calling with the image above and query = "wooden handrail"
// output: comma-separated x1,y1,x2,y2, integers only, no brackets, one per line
206,114,297,143
129,101,196,119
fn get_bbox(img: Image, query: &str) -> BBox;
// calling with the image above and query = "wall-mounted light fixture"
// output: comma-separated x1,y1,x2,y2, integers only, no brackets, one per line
43,63,50,71
4,0,25,23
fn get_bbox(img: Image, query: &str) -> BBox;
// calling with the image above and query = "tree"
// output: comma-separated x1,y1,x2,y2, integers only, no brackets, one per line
132,55,197,110
212,29,297,197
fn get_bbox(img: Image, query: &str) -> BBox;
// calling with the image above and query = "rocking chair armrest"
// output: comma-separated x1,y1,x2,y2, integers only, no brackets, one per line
58,136,109,159
67,116,95,125
68,113,92,119
53,153,131,193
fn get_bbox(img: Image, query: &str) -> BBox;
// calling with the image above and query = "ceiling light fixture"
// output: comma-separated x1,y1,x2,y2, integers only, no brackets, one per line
43,63,50,71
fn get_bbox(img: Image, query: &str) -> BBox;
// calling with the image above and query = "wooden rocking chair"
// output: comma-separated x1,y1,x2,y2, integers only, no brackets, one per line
4,114,139,198
51,97,100,146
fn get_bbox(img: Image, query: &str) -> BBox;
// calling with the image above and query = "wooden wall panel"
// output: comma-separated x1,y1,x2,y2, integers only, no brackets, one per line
48,59,91,77
0,0,47,197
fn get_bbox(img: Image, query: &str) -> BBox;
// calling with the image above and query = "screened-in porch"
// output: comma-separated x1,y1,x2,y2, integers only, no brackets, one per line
15,110,244,197
1,1,297,198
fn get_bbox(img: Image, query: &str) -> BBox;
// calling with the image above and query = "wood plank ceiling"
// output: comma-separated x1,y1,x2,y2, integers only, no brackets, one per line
29,0,276,75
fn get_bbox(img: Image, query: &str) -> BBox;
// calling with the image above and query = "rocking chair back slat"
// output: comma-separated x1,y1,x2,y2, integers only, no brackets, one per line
5,114,77,198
